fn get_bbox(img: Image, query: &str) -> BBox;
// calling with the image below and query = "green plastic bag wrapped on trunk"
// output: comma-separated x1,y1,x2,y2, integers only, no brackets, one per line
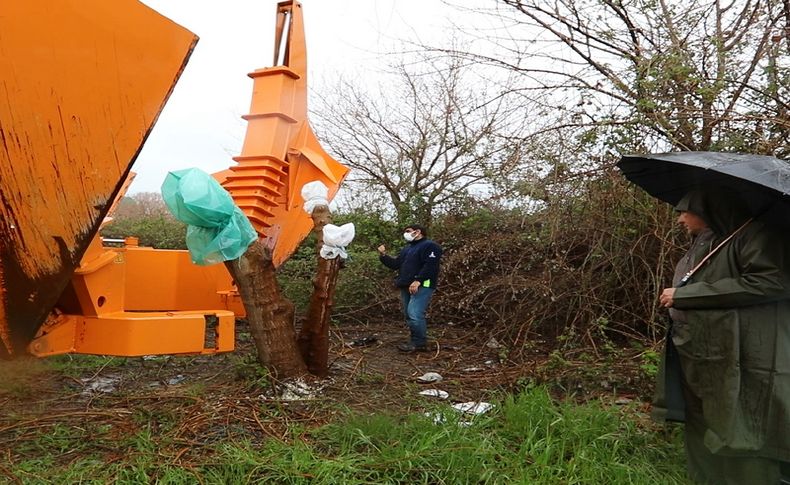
161,168,258,265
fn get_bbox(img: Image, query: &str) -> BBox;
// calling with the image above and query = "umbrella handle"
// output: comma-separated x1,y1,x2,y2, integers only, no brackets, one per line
676,273,692,288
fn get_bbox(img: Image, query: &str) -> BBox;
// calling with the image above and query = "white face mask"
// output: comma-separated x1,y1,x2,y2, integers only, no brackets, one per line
403,232,415,242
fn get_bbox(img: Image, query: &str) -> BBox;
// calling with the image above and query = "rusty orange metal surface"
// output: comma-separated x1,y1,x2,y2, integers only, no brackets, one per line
0,0,197,357
221,1,349,267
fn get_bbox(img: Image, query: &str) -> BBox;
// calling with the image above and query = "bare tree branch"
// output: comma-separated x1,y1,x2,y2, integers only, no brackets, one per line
314,54,530,224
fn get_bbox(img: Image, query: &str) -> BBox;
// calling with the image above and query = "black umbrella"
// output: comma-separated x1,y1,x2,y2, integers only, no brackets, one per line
617,151,790,218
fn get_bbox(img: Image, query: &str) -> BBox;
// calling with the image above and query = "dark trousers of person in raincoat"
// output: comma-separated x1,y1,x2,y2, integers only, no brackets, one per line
655,189,790,485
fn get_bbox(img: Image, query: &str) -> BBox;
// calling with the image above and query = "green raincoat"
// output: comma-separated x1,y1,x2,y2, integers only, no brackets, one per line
653,189,790,464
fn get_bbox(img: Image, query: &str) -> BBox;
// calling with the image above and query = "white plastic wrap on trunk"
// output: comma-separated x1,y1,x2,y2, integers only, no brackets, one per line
320,222,355,260
301,180,329,214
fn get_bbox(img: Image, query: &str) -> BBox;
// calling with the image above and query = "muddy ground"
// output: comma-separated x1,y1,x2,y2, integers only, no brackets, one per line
0,318,654,472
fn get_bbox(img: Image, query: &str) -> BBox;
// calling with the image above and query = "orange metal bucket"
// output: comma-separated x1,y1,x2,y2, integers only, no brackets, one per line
0,0,197,357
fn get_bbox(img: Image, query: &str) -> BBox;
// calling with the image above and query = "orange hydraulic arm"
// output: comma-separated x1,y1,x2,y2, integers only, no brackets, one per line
218,0,349,266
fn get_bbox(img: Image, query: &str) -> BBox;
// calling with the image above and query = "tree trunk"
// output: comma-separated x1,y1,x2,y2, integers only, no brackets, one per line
225,240,306,378
297,205,341,378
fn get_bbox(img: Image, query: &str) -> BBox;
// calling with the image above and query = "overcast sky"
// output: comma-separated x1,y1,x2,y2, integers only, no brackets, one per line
132,0,484,194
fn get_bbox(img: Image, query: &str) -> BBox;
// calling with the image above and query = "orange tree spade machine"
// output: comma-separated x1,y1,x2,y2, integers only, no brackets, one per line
0,0,348,366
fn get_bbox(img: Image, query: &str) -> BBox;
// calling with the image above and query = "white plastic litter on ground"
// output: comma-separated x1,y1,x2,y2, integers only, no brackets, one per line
416,372,443,383
462,367,484,373
167,374,186,385
418,389,449,399
259,378,330,401
452,401,494,415
280,379,319,401
80,375,120,395
424,400,495,427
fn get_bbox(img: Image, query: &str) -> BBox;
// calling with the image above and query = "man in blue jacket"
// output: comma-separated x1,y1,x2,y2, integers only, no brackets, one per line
378,224,442,352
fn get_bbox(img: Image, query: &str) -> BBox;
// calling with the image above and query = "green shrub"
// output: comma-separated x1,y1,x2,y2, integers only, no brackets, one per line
102,216,187,249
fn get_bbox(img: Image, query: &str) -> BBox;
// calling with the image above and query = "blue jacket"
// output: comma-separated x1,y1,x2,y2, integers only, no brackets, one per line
379,238,442,288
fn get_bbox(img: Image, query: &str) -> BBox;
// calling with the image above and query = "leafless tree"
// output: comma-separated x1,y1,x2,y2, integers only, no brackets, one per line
446,0,790,157
314,54,530,225
115,192,172,219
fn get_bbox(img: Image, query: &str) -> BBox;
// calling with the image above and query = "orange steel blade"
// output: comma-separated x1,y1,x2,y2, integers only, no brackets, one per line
221,1,349,267
0,0,197,357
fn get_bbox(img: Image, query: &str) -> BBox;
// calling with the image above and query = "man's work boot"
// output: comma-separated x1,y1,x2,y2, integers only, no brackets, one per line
397,343,427,353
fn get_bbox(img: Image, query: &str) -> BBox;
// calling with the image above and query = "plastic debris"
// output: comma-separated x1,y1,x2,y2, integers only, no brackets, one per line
167,374,186,386
416,372,443,383
452,401,494,416
425,401,494,428
162,168,257,265
346,336,378,348
419,389,449,399
615,397,633,405
260,378,329,401
424,411,446,425
462,367,484,373
80,375,120,395
142,355,167,361
281,380,317,401
320,223,355,260
301,181,329,214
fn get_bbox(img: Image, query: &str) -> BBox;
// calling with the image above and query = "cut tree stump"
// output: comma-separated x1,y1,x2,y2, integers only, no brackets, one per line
297,204,341,378
225,240,307,379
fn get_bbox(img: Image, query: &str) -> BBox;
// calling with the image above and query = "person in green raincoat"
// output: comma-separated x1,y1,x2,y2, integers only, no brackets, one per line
655,187,790,484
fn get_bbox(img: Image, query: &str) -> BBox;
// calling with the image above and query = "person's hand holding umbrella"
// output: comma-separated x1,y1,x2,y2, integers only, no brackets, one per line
659,288,675,307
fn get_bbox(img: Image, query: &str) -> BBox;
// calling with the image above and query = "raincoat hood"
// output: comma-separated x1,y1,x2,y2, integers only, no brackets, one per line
674,187,752,237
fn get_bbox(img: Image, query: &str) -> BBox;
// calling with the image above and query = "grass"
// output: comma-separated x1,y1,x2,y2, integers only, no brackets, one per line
5,386,689,484
45,354,127,378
